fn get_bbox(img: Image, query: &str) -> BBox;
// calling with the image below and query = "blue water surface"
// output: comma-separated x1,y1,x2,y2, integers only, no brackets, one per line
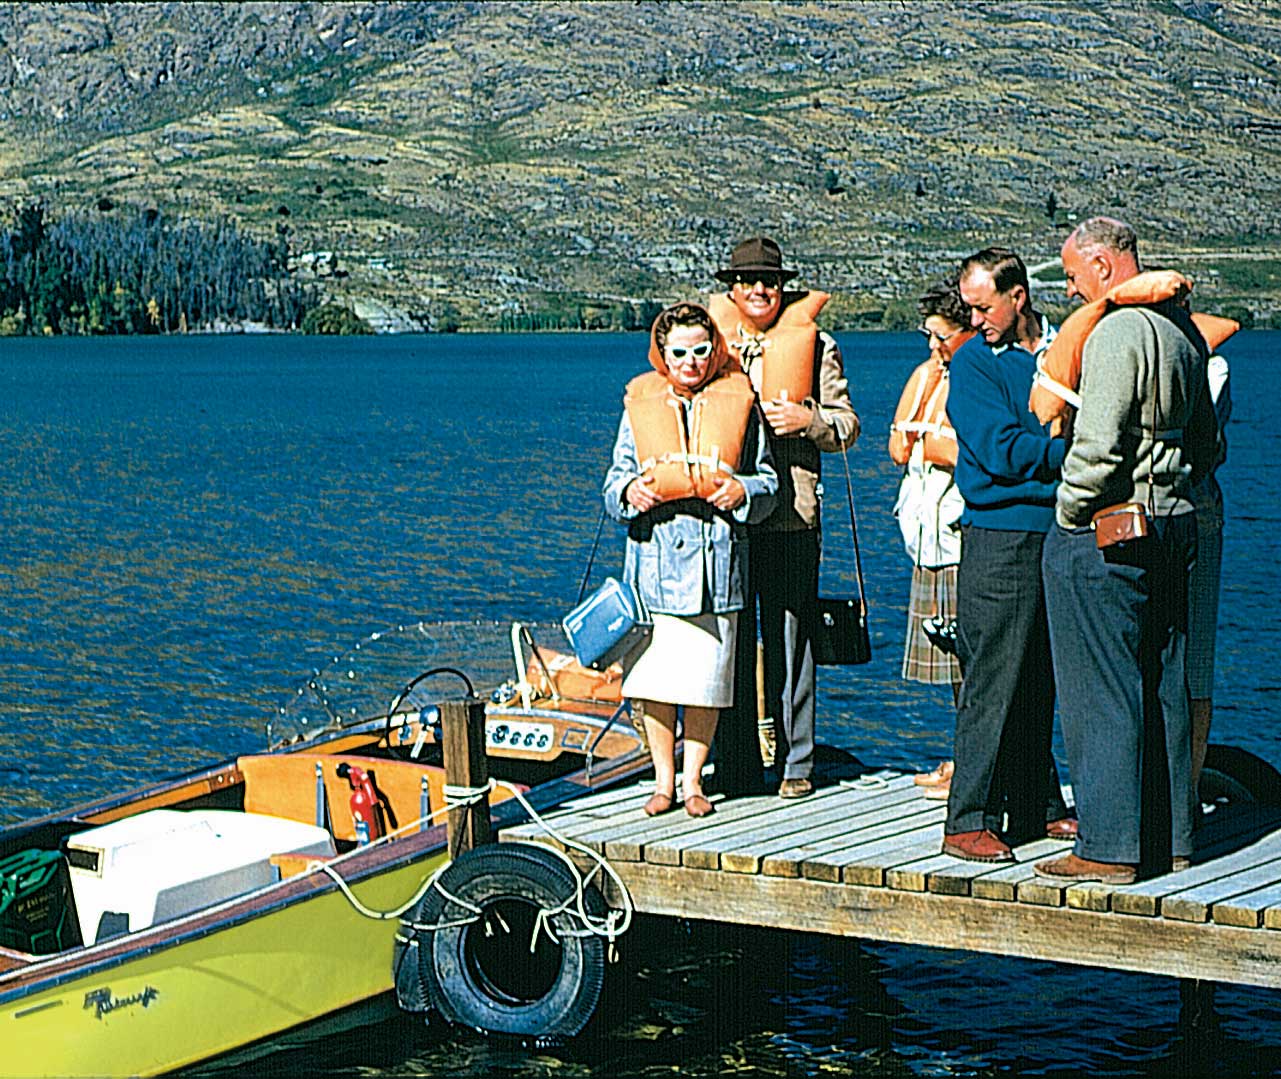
1,330,1279,1077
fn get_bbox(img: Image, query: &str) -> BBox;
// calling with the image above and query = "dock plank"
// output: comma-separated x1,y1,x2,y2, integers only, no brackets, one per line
648,781,920,871
789,816,947,884
715,788,941,875
1162,857,1281,922
1213,880,1281,928
1014,876,1070,907
502,781,652,840
840,834,949,886
929,839,1070,897
643,786,851,868
1109,823,1281,917
604,795,774,862
765,805,947,878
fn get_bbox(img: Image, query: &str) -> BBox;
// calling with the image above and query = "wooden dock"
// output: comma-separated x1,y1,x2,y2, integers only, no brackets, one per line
503,766,1281,989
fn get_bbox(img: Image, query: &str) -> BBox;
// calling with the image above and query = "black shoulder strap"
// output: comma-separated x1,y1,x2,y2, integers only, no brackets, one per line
835,448,867,611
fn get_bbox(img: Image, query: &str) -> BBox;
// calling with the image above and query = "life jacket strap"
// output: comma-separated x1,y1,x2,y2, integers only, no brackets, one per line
640,452,735,475
1032,369,1082,410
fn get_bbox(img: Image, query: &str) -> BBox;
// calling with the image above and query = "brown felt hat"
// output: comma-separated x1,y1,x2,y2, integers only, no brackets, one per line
714,236,798,284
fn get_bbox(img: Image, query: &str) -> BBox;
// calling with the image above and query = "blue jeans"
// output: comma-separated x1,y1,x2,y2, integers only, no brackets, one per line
948,526,1067,838
1043,514,1198,868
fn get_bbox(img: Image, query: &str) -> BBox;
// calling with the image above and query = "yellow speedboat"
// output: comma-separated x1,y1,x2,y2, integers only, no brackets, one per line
0,622,647,1077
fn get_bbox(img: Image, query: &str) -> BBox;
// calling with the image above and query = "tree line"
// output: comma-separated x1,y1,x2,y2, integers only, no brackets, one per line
0,202,319,335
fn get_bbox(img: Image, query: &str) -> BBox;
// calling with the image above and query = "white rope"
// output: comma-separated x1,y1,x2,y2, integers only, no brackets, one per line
442,783,490,807
489,776,635,951
313,854,451,921
285,778,464,923
301,775,634,957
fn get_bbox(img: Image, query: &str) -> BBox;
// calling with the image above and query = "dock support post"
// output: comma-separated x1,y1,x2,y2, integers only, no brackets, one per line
1178,978,1218,1033
440,697,491,859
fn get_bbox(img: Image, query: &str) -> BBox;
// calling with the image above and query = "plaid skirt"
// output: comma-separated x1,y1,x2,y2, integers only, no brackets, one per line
902,564,962,687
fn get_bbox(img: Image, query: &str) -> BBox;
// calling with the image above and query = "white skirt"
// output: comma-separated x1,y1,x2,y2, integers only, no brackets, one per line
622,612,738,708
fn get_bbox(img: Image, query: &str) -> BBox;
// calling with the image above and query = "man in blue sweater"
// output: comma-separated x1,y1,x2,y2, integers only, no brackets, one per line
942,248,1074,862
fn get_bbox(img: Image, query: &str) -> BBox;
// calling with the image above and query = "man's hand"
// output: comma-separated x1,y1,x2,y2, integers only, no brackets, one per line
625,476,661,512
762,398,813,437
705,476,746,512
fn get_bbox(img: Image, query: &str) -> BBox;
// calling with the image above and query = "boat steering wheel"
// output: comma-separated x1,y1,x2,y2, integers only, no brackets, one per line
384,666,476,761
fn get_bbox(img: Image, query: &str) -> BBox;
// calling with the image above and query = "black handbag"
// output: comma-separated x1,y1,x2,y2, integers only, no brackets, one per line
812,447,872,666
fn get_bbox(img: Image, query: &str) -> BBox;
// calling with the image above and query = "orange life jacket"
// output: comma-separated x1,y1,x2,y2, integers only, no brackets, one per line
1029,270,1239,423
707,291,830,402
624,369,756,501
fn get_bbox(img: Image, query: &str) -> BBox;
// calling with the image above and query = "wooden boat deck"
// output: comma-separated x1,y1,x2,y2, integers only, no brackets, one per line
503,770,1281,989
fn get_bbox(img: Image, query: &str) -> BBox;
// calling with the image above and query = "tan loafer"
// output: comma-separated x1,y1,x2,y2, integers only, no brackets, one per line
913,760,954,787
643,792,675,817
1033,853,1136,884
683,793,715,818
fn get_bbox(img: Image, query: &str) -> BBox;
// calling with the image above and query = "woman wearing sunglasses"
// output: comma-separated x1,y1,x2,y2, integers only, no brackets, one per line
889,280,975,799
604,303,778,817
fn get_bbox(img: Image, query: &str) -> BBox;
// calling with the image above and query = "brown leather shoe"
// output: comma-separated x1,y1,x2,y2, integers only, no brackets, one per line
1171,855,1192,872
1045,817,1079,840
941,829,1014,863
1033,853,1137,884
778,777,813,799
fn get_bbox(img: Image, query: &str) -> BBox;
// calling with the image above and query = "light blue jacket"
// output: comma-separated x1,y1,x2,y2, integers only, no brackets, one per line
603,401,777,616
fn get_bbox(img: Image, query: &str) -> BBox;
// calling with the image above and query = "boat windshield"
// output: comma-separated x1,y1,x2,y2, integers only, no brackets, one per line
266,620,573,750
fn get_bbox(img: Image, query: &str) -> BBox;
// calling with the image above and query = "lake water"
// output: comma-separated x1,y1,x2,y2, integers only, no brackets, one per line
2,331,1280,1077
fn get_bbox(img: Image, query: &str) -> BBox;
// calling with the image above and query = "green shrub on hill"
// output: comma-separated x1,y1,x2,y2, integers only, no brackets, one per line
300,303,374,335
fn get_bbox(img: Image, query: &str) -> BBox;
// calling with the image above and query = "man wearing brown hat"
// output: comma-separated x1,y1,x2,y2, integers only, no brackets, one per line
708,237,860,798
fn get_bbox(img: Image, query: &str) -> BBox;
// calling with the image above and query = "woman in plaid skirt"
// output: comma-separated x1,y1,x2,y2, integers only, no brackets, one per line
889,281,975,795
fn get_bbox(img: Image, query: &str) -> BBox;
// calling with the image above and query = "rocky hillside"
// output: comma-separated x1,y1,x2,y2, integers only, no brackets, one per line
2,1,1279,329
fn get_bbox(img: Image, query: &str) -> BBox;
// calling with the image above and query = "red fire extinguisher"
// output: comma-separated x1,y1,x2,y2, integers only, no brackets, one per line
335,763,384,845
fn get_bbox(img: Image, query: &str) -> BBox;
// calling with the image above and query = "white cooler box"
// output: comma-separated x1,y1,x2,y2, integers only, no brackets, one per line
65,808,335,945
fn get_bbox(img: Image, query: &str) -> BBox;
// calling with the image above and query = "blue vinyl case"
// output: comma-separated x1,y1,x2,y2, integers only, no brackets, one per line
562,577,650,671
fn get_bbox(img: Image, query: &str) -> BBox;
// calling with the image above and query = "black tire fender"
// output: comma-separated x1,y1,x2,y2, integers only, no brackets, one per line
1200,744,1281,807
404,842,608,1040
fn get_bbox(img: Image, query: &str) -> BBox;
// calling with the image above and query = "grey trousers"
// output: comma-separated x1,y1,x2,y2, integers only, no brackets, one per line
718,528,820,789
1043,514,1198,869
948,526,1068,839
752,529,820,781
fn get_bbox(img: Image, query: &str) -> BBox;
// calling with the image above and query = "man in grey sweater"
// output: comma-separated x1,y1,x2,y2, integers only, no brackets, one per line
1034,217,1218,884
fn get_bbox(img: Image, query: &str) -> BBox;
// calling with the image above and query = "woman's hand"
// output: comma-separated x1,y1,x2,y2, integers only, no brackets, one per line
762,398,813,437
625,476,661,513
704,476,746,512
